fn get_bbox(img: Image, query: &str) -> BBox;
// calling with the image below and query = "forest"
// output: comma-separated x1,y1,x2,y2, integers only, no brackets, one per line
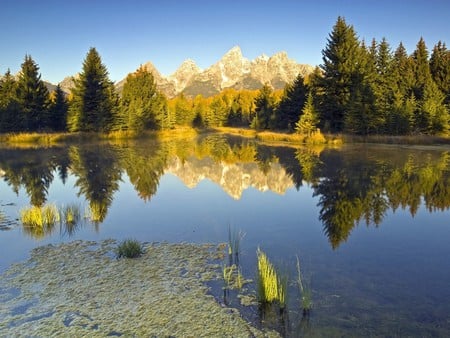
0,17,449,136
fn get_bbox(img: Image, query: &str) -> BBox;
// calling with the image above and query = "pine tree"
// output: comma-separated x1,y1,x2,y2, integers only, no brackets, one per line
320,16,362,132
295,93,319,135
430,41,450,105
16,55,49,131
48,85,68,131
420,80,449,134
392,42,415,97
412,37,432,100
67,48,117,132
275,74,308,130
119,66,168,132
251,84,275,130
0,69,21,132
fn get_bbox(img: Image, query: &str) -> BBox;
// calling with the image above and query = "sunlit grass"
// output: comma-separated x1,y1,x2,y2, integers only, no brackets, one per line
115,239,144,259
20,204,60,239
20,204,60,228
256,248,286,307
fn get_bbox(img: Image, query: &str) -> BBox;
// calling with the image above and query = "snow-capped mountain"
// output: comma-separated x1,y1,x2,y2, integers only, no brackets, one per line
59,46,314,97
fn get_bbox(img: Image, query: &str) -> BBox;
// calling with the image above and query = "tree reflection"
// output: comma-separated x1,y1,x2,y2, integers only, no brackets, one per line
0,148,66,206
120,141,168,202
69,145,122,224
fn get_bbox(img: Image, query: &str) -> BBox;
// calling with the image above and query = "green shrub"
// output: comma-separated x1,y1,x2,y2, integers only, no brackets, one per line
115,239,144,259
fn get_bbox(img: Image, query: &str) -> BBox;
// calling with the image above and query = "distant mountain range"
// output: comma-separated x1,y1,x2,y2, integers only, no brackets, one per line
54,46,314,98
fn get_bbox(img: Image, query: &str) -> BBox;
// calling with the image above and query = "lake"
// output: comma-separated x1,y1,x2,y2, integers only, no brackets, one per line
1,134,450,336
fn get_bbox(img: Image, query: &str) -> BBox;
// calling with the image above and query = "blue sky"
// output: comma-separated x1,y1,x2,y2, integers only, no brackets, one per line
1,0,449,84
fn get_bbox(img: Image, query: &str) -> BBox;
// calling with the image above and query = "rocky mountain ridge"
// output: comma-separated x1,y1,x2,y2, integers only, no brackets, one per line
60,46,314,98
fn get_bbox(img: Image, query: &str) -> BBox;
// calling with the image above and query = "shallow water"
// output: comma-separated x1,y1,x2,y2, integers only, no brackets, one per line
1,135,450,336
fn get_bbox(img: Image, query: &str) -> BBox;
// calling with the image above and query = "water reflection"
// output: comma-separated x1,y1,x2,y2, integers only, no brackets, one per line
1,138,449,248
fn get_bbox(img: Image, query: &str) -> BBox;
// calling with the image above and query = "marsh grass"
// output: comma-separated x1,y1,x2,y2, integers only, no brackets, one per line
296,256,312,313
20,204,60,228
228,225,245,265
20,204,60,239
60,204,82,236
256,248,286,308
115,239,144,259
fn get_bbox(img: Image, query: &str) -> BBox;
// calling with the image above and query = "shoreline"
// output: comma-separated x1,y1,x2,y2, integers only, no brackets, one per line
0,239,279,337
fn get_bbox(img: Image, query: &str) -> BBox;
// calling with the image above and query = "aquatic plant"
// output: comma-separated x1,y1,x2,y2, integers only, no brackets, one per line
61,204,81,225
115,239,144,259
256,248,286,307
222,264,235,287
20,204,60,228
296,255,312,313
228,225,245,265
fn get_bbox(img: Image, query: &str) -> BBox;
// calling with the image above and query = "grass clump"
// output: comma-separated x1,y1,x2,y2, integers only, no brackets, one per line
20,204,60,228
256,248,286,308
115,239,144,259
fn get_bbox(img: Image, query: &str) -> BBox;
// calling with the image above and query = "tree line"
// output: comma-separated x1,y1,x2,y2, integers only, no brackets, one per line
1,16,449,135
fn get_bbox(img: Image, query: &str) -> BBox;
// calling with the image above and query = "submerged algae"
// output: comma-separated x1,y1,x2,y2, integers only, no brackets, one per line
0,240,279,337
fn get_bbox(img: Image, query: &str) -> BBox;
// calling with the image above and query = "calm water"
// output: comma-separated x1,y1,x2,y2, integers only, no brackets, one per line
1,135,450,336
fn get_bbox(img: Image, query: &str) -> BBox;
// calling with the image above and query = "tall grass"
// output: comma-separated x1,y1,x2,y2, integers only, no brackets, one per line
20,204,60,228
228,225,245,265
296,255,312,313
60,203,82,236
256,248,286,308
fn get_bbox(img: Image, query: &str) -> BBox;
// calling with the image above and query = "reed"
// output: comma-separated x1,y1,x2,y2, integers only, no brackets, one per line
296,255,312,312
115,239,144,259
256,248,286,307
228,225,245,265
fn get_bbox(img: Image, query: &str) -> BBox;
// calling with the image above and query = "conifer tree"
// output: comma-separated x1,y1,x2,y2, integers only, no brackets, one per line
392,42,415,97
430,41,450,104
48,85,68,131
251,84,275,130
275,74,308,130
295,93,319,135
320,16,362,132
16,55,49,131
0,69,21,132
119,66,168,132
412,37,432,100
67,48,117,132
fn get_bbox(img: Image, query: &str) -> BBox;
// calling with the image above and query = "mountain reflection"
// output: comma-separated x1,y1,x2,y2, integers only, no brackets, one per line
0,138,449,247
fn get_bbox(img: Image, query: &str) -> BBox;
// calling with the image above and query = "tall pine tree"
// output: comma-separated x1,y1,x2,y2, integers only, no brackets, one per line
320,16,362,132
16,55,49,131
251,84,275,130
430,41,450,105
67,48,117,132
275,74,308,130
48,85,68,131
0,69,21,132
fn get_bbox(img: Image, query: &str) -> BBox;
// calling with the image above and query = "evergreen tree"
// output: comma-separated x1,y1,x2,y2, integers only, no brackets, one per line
412,37,432,100
67,48,117,132
173,94,195,126
420,80,449,134
295,93,319,135
0,69,21,132
48,85,68,131
320,16,362,132
16,55,49,131
392,42,415,97
119,66,168,132
208,95,228,127
430,41,450,104
251,84,275,130
275,74,308,130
